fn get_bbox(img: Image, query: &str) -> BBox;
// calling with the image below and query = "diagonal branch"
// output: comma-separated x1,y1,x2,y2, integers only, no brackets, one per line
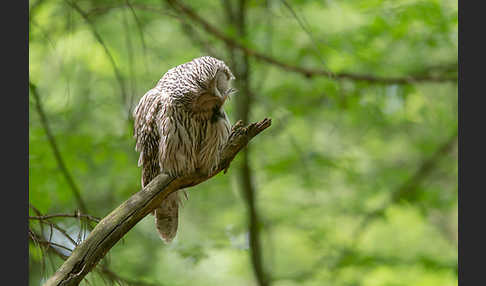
43,118,271,286
166,0,457,84
29,81,88,213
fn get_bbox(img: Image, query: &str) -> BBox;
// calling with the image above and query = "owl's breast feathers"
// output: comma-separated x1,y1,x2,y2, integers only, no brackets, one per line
134,56,233,179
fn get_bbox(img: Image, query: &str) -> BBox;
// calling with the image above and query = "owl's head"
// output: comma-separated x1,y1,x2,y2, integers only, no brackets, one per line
191,56,236,114
160,56,237,114
210,65,237,101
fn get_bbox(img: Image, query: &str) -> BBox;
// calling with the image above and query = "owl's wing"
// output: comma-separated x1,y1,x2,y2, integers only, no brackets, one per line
133,88,182,243
133,88,162,187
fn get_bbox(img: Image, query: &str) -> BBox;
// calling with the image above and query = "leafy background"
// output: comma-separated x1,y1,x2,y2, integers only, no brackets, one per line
29,0,458,285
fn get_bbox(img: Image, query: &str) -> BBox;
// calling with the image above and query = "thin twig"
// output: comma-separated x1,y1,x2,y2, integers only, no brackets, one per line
29,213,101,223
29,230,156,286
29,205,95,247
30,229,74,254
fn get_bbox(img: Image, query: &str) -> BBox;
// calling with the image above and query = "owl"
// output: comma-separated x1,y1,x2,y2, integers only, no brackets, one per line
133,56,236,243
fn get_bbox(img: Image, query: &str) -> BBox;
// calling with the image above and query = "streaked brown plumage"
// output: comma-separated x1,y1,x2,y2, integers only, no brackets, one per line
133,56,236,243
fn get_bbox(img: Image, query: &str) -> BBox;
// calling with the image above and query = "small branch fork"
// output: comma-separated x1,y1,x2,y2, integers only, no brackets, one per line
43,118,272,286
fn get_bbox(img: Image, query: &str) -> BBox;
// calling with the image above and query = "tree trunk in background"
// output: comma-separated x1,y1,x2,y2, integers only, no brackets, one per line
224,0,269,285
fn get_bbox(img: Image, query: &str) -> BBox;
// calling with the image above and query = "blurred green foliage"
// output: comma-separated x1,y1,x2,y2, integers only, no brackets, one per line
29,0,457,285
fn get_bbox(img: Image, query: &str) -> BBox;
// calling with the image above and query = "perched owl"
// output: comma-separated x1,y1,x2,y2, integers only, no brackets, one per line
133,56,236,243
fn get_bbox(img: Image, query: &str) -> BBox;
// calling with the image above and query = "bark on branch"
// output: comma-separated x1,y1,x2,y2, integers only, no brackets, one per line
43,118,272,286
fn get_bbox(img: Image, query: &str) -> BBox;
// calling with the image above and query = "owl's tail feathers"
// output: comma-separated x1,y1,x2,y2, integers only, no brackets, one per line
154,192,180,243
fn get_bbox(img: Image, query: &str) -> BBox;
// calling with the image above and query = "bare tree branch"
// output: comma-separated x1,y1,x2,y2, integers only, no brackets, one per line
166,0,457,84
29,204,95,254
30,229,75,255
29,212,101,223
43,118,271,286
29,81,89,213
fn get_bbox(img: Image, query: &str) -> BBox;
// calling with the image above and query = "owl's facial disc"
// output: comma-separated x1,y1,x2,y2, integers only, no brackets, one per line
214,70,237,103
191,90,224,115
191,69,236,115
